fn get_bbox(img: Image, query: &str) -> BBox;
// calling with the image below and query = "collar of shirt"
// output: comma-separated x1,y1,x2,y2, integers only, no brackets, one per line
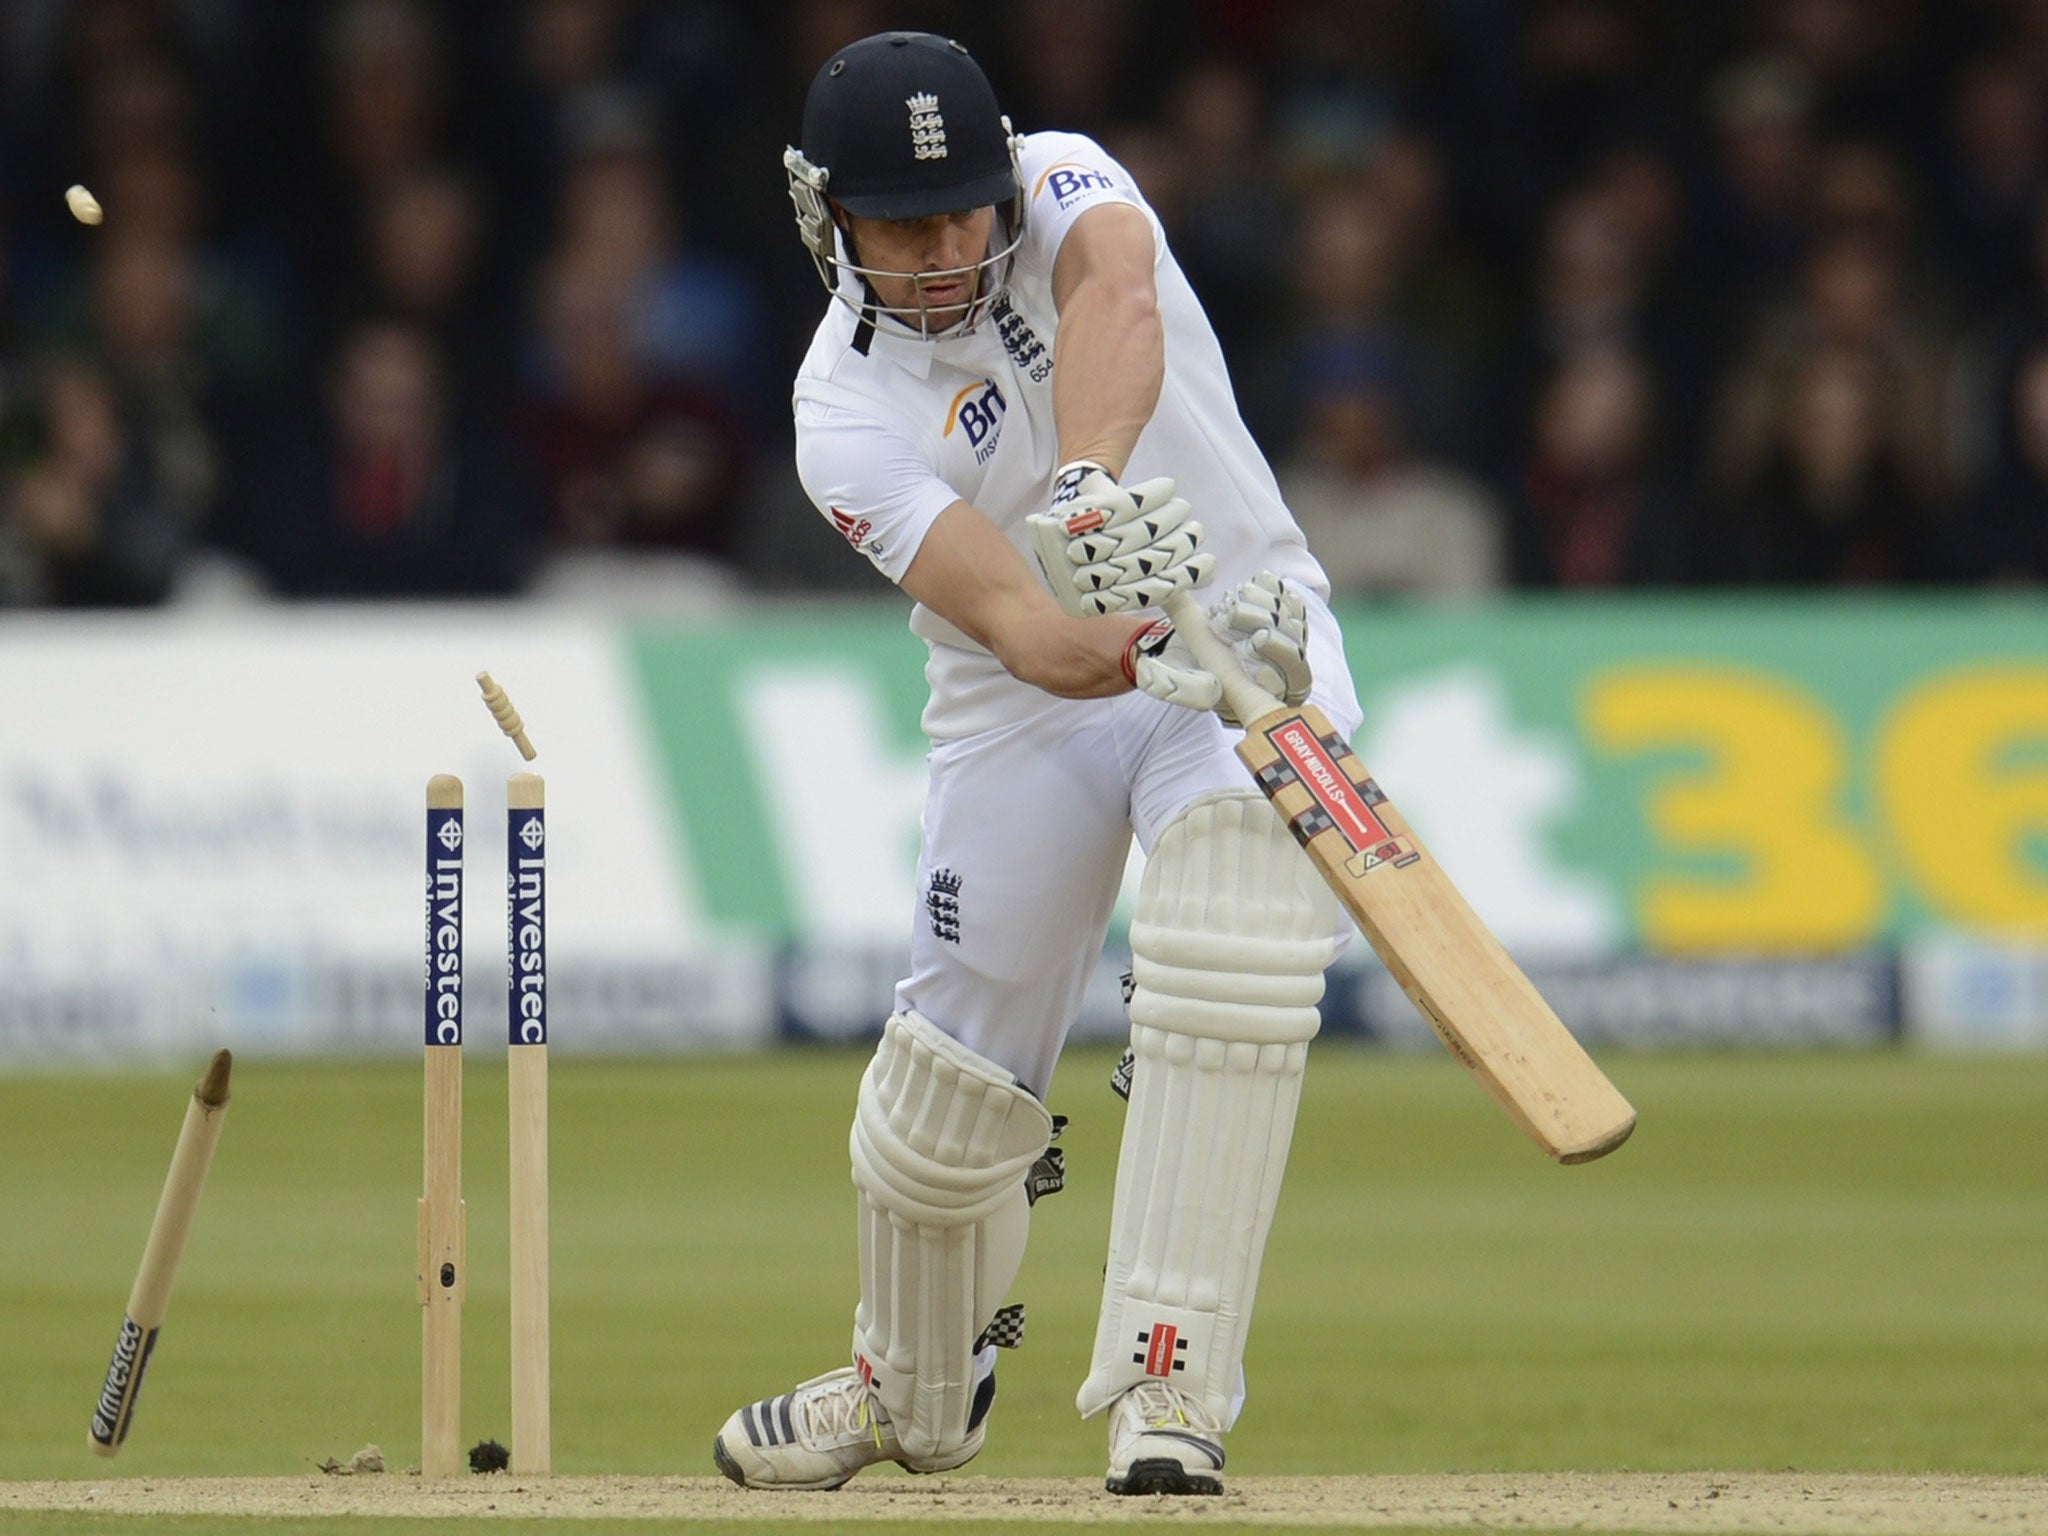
868,303,1008,380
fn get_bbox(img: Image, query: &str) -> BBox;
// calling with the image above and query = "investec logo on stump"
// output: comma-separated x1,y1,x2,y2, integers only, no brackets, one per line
426,807,463,1045
509,809,547,1045
91,1316,153,1445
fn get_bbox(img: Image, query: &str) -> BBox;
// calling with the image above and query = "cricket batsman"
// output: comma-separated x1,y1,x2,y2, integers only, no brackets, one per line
713,30,1361,1496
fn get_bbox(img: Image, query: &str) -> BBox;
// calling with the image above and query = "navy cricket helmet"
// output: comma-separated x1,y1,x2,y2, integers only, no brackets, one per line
783,31,1025,334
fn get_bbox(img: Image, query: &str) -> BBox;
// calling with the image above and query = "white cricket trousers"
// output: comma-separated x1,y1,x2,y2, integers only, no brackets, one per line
895,593,1361,1095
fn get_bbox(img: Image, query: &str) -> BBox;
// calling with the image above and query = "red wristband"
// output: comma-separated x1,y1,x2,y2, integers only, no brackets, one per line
1119,619,1169,686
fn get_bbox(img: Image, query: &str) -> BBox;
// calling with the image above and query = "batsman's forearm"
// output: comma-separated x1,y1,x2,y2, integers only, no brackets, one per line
899,501,1147,699
1052,279,1162,476
988,606,1147,699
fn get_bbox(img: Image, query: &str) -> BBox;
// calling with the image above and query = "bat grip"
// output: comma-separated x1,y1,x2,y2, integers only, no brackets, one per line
1161,590,1285,727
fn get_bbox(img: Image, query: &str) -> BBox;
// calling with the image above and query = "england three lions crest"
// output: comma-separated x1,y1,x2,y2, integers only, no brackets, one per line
907,93,947,160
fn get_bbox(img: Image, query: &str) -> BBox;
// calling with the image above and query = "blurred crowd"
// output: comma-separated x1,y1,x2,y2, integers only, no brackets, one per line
4,0,2048,608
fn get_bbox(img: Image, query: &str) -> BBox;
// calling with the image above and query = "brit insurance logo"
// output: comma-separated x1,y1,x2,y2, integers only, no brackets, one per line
944,378,1007,464
1033,159,1117,210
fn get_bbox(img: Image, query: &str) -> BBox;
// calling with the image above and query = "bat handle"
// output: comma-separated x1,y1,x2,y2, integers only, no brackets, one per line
1161,590,1286,727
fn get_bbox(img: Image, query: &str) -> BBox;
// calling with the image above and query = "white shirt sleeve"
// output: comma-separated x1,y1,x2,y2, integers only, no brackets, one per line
1018,131,1165,277
794,399,961,584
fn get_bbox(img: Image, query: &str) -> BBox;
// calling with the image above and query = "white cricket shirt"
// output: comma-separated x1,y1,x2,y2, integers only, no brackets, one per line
793,130,1330,740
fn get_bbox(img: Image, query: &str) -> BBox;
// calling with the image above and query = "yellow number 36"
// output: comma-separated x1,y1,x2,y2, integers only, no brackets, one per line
1585,664,2048,949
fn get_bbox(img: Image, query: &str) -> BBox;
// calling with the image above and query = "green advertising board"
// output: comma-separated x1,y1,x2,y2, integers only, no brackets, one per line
628,594,2048,955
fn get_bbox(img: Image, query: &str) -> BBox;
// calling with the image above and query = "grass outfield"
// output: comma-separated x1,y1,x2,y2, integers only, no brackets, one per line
0,1044,2043,1528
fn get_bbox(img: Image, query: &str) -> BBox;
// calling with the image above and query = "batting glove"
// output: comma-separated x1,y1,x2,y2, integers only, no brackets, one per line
1121,572,1312,726
1028,460,1215,619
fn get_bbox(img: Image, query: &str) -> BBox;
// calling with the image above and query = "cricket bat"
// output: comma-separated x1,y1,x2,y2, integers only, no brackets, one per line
1162,591,1635,1163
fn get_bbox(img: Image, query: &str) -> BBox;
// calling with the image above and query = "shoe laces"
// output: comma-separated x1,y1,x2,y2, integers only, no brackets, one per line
793,1371,892,1450
1119,1379,1219,1434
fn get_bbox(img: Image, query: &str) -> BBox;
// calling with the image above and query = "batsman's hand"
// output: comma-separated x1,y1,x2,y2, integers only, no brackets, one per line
1028,460,1214,618
1124,572,1311,726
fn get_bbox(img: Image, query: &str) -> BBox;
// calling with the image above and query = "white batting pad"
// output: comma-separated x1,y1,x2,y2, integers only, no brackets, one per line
850,1010,1054,1460
1078,792,1338,1424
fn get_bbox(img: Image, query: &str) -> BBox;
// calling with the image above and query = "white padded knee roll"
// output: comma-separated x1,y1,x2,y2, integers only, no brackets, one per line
851,1010,1053,1460
1079,792,1338,1425
1129,793,1337,1044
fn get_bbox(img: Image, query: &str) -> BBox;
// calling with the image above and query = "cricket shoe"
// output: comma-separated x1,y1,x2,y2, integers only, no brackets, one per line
1104,1380,1225,1496
712,1367,985,1490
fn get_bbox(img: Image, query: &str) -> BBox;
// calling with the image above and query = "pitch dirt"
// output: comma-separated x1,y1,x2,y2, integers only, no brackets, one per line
3,1473,2044,1531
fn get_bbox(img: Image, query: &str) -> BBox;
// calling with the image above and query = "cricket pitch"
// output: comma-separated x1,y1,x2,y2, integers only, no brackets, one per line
3,1472,2044,1531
